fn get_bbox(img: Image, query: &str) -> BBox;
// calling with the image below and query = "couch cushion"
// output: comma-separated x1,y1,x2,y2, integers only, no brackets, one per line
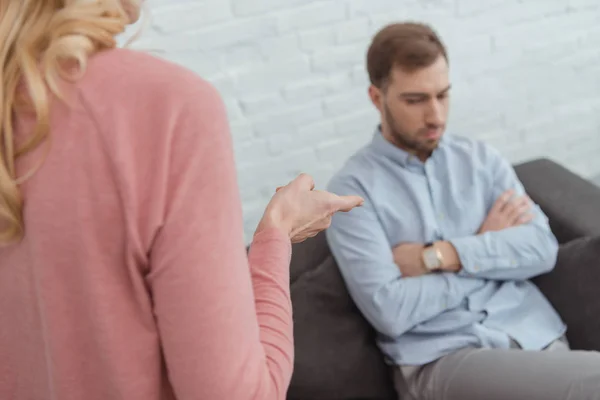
533,235,600,351
289,229,333,285
288,232,397,400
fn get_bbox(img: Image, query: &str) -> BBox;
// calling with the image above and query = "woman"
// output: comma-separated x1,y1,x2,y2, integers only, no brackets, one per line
0,1,363,399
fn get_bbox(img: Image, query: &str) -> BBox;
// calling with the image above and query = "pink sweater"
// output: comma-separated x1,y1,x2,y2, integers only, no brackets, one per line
0,49,293,400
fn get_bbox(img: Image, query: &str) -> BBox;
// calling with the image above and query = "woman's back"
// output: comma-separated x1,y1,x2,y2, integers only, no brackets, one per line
0,3,366,399
0,48,293,400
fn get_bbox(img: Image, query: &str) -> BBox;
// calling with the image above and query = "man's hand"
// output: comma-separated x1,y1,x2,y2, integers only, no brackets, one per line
478,189,534,234
392,243,427,277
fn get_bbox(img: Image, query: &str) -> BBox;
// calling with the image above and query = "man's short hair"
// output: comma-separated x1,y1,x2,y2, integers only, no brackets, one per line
367,22,448,89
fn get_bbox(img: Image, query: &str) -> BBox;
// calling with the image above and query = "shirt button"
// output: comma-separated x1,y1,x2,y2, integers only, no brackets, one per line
473,265,480,272
439,213,445,220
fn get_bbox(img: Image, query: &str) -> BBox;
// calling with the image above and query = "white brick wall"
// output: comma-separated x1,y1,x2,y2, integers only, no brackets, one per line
123,0,600,242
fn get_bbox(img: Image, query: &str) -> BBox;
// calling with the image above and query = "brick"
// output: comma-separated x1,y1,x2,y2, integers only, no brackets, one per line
252,102,325,137
369,11,413,32
352,65,370,86
493,10,598,51
555,48,600,72
276,2,347,33
221,46,264,71
454,49,520,79
242,199,269,240
242,199,268,222
239,93,286,116
311,43,365,73
553,99,600,122
299,27,336,53
298,120,338,137
187,17,278,51
258,34,300,60
335,18,371,44
268,120,336,155
232,0,306,17
206,72,236,98
455,0,511,17
368,5,454,34
223,99,245,122
170,46,263,79
323,88,371,117
237,179,264,205
282,72,352,103
162,52,221,77
310,166,337,190
238,149,320,192
334,109,379,136
234,138,271,167
580,26,600,48
568,0,600,9
446,34,493,61
229,121,255,142
126,30,195,53
316,134,372,169
282,79,328,103
350,0,415,17
233,55,312,95
326,72,357,94
151,0,231,33
459,0,571,35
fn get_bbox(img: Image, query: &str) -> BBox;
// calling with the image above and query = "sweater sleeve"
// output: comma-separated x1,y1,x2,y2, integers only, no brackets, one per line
146,78,293,400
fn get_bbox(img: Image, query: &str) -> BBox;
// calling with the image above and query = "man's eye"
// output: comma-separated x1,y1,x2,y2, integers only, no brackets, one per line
406,99,422,104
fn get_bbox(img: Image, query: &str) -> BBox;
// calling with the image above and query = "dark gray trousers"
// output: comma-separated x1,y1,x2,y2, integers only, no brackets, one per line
394,338,600,400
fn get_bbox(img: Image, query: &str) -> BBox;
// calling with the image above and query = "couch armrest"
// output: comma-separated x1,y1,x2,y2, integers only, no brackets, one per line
514,158,600,244
532,236,600,351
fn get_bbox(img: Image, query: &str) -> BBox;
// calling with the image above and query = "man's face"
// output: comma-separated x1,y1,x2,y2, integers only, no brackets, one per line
369,56,451,158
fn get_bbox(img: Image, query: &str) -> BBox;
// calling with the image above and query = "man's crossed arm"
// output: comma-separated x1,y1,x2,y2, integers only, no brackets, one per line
326,152,558,337
393,157,559,281
326,177,486,338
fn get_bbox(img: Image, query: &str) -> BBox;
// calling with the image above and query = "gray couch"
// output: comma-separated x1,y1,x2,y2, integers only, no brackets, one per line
286,158,600,400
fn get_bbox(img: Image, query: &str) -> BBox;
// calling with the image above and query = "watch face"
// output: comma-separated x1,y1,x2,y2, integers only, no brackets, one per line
423,248,441,270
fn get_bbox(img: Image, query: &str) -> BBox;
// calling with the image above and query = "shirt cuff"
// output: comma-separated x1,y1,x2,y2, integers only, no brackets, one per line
448,235,513,276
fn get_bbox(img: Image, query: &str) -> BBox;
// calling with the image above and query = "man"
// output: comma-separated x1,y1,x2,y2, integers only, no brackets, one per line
326,22,600,400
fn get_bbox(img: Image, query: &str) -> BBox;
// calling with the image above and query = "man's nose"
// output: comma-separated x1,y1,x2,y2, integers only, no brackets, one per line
426,100,444,126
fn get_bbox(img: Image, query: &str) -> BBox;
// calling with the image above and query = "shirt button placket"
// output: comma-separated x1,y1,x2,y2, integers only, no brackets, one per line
426,161,444,238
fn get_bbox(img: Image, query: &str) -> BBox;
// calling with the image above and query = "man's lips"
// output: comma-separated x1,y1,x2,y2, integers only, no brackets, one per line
423,129,441,139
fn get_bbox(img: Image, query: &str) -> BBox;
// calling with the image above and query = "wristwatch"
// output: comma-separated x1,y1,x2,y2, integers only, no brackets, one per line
422,242,444,272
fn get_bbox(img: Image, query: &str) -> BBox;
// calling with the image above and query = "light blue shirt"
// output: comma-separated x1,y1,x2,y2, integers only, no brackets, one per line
326,129,567,366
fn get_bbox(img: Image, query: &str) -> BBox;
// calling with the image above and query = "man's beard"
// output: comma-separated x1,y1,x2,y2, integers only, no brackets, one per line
384,103,441,157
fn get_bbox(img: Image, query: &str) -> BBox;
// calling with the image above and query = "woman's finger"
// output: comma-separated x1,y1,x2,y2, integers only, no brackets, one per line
290,173,315,192
334,195,365,212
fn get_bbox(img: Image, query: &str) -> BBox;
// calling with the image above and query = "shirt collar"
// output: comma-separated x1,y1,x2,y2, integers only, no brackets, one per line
369,125,445,167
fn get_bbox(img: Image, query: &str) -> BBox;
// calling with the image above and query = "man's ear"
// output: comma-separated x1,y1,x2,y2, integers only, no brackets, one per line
368,85,384,113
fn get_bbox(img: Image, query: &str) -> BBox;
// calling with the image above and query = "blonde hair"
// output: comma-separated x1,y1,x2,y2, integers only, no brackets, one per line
0,0,136,244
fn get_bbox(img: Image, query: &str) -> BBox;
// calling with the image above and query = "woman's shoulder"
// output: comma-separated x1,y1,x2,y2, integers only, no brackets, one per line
81,47,220,106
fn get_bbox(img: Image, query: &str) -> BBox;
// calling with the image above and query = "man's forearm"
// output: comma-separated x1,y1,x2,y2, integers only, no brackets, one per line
447,223,558,280
351,272,480,338
334,243,479,337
